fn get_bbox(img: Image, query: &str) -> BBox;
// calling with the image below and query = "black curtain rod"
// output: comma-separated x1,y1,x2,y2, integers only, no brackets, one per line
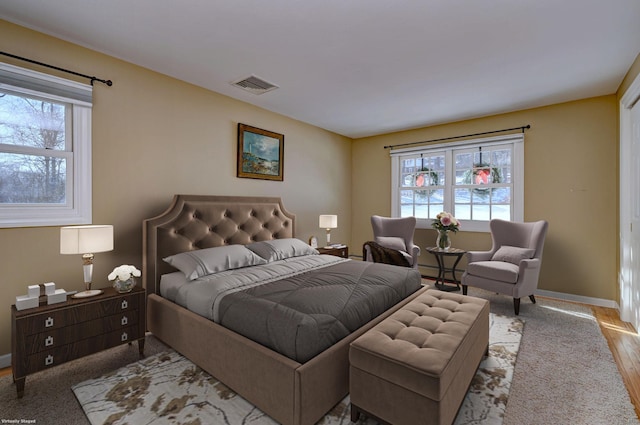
384,125,530,149
0,51,112,87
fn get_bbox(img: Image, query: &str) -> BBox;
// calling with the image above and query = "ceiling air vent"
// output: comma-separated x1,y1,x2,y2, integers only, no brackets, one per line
231,75,279,95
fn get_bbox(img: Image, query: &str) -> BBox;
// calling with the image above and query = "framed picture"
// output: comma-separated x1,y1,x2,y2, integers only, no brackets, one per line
237,123,284,181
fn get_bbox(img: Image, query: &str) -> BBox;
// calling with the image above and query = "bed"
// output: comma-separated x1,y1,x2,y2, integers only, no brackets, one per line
143,194,427,425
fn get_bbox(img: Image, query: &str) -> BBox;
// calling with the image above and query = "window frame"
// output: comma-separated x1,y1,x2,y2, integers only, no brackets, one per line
0,63,92,228
391,134,524,232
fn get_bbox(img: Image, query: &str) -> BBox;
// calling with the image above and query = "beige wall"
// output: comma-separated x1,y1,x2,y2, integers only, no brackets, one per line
352,96,619,302
0,21,352,355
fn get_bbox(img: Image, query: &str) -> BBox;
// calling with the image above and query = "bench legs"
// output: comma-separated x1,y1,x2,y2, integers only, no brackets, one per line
350,404,361,422
350,404,392,425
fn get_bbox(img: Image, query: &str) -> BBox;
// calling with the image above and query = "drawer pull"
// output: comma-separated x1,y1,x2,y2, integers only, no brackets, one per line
121,300,128,309
45,355,53,366
45,317,54,328
121,316,128,326
121,332,128,342
45,336,54,347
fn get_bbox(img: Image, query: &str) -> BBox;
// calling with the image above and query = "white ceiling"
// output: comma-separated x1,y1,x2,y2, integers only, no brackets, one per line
1,0,639,138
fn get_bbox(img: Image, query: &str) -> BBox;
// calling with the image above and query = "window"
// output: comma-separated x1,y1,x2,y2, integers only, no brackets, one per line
391,134,524,232
0,63,92,228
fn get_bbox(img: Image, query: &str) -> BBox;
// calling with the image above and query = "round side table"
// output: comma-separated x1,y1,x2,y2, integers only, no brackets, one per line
425,247,467,292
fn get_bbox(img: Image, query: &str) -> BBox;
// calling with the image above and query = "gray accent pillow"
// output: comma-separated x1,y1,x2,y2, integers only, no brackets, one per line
375,236,407,252
164,245,267,280
491,245,535,265
246,238,319,262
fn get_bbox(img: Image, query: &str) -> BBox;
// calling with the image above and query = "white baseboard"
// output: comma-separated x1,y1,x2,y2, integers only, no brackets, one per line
0,352,11,369
536,289,620,310
420,274,620,309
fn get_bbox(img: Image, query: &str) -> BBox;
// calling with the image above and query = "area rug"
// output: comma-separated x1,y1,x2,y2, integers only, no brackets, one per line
72,313,523,425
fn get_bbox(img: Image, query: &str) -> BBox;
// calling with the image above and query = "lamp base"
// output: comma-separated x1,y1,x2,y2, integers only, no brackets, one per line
72,289,103,299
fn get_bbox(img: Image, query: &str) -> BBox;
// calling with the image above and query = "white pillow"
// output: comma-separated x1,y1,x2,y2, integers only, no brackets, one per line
375,236,407,252
491,245,535,265
246,238,318,262
163,245,267,280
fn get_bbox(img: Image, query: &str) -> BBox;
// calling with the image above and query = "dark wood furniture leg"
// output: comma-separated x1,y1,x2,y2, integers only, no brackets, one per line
434,254,445,287
15,377,25,398
350,404,361,422
350,404,392,425
449,254,463,289
514,295,536,315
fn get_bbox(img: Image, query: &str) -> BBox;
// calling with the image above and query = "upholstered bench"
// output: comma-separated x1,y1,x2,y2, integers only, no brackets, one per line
349,289,489,425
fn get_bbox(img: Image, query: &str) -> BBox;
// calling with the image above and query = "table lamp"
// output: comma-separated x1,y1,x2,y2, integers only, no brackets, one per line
319,214,338,247
60,225,114,297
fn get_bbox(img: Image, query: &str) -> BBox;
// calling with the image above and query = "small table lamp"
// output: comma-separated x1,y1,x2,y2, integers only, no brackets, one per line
60,225,114,297
319,214,338,247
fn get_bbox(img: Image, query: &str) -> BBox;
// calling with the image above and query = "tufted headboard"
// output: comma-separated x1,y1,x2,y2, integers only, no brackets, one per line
142,194,295,296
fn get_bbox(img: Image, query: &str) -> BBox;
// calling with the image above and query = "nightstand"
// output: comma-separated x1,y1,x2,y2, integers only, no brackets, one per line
318,246,349,258
11,285,146,398
425,247,466,292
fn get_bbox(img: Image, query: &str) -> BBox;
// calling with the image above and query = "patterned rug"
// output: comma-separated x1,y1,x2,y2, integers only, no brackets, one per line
72,313,523,425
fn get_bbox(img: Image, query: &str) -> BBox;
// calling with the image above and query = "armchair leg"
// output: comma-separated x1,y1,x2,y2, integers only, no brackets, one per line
529,294,536,304
513,298,520,315
462,285,468,295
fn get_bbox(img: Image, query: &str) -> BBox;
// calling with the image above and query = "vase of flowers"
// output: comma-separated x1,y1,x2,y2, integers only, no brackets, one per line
432,212,460,251
108,265,141,293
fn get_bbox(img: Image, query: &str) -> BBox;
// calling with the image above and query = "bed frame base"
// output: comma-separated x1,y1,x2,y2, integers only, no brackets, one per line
148,287,428,425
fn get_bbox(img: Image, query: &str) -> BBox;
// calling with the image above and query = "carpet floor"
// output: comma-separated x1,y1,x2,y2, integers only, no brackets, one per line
463,287,639,425
71,313,520,425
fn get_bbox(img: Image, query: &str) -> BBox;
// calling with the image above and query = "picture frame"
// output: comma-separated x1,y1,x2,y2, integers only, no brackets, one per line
309,236,318,248
237,123,284,181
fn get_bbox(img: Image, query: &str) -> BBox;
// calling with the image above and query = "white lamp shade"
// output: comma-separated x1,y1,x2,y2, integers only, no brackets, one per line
60,225,114,254
319,215,338,229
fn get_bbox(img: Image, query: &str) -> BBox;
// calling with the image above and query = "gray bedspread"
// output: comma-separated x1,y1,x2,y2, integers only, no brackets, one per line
166,255,422,362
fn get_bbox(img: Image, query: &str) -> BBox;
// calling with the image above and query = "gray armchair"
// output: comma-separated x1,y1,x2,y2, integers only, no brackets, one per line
461,219,548,315
364,215,420,269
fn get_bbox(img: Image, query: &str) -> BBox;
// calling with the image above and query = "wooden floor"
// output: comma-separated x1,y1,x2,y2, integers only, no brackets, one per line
593,305,640,418
1,304,639,418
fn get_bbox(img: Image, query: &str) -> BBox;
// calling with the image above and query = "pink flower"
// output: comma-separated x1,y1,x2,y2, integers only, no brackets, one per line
432,211,460,232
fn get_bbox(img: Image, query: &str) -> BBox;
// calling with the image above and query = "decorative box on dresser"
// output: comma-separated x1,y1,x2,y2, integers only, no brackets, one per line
11,285,146,397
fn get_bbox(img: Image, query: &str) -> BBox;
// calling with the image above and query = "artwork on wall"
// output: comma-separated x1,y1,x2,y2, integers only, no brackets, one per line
237,123,284,181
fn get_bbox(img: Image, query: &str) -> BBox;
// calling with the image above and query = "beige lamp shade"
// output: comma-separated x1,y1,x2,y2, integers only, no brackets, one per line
319,215,338,247
60,225,114,254
319,215,338,229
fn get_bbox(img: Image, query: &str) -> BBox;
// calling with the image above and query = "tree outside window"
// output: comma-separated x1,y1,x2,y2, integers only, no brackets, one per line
0,92,68,204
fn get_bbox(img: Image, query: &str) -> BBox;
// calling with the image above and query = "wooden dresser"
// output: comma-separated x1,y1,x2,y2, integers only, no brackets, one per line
11,285,145,397
317,245,349,259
